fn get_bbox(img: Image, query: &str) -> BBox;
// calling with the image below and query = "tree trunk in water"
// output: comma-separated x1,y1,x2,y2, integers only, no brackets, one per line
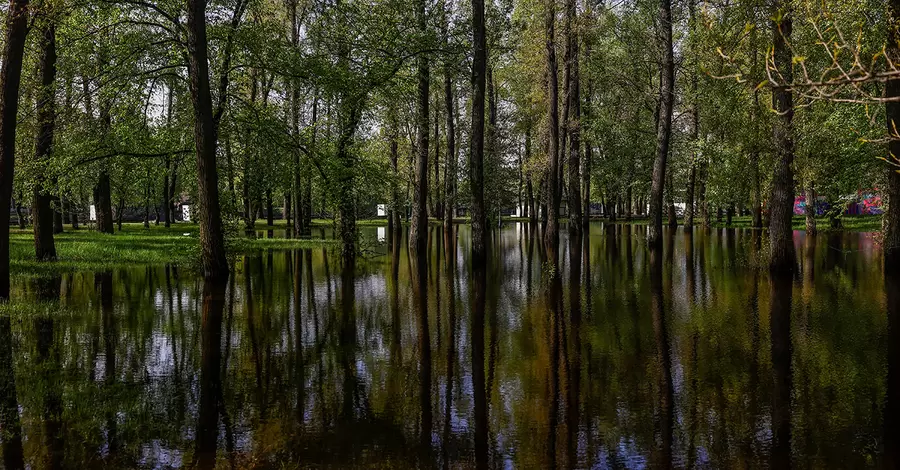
751,147,763,228
564,0,582,233
410,0,430,254
886,0,900,267
443,63,456,230
186,0,229,279
666,173,678,228
544,0,561,258
769,1,796,273
470,0,488,261
33,19,58,261
625,186,633,221
265,189,273,226
648,0,675,248
0,0,31,298
301,97,317,234
433,94,442,220
389,110,402,236
284,194,291,226
804,183,816,236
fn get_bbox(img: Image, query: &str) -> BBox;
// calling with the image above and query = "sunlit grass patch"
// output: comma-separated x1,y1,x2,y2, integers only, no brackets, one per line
9,223,333,278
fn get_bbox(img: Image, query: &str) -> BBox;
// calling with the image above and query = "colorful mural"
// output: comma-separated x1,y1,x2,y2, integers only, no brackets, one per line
792,190,883,216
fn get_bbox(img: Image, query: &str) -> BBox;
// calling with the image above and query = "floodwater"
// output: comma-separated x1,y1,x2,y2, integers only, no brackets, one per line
0,223,895,468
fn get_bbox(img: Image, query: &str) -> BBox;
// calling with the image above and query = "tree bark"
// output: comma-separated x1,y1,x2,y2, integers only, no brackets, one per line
443,58,456,230
0,0,30,298
186,0,229,279
804,183,816,236
648,0,675,248
666,172,678,228
564,0,582,232
266,188,274,226
769,0,796,273
33,18,58,261
885,0,900,267
470,0,488,260
544,0,561,256
410,0,430,254
389,109,402,236
94,171,114,234
685,0,698,230
525,126,537,224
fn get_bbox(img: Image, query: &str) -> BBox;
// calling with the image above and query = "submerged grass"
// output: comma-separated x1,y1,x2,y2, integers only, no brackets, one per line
10,223,334,278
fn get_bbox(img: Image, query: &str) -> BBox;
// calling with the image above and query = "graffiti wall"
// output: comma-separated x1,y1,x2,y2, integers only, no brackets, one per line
792,190,883,216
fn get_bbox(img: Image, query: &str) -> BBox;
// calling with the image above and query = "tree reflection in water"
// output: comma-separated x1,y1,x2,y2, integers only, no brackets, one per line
0,224,891,468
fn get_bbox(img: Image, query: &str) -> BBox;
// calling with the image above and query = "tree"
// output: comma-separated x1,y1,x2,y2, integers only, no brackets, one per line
648,0,675,248
471,0,488,260
769,0,796,273
410,0,430,253
544,0,560,255
33,9,59,261
0,0,31,299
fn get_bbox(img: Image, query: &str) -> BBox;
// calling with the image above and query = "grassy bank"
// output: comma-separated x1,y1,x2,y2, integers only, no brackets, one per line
10,223,333,278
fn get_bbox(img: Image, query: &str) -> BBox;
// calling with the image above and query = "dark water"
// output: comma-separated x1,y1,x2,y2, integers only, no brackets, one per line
0,223,894,468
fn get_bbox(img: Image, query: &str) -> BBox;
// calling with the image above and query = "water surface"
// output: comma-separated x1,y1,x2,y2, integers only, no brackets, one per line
0,223,893,468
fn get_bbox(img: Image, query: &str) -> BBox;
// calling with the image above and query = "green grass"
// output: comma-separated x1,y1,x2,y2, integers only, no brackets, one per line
10,223,334,278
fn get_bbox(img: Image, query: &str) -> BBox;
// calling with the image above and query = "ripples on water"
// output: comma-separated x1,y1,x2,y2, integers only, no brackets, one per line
0,223,893,468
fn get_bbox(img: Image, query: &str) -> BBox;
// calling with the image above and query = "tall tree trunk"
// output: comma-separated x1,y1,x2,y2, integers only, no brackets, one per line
885,0,900,267
666,172,678,228
0,0,30,298
525,126,537,224
289,0,303,235
769,0,796,273
750,27,763,229
390,109,402,236
434,93,442,220
186,0,229,279
266,188,274,226
685,0,698,230
443,58,456,229
163,157,171,228
804,183,816,235
71,201,79,229
470,0,488,260
284,193,291,225
410,0,430,253
94,171,114,234
302,97,317,233
33,18,58,261
582,58,593,226
544,0,561,256
648,0,675,248
564,0,582,232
